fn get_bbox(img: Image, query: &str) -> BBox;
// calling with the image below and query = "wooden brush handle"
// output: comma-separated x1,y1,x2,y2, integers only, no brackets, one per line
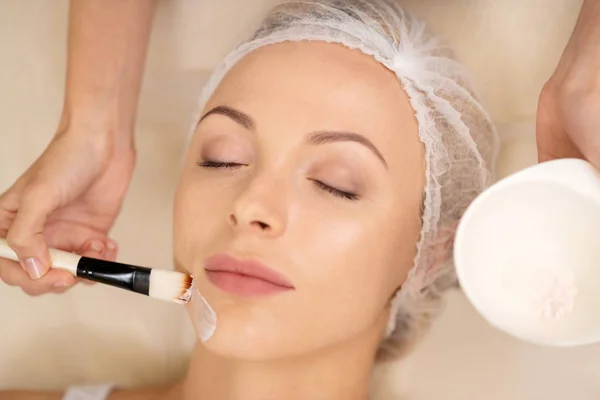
0,238,80,275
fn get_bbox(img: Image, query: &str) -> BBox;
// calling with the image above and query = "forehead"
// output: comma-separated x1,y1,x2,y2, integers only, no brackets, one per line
203,41,422,171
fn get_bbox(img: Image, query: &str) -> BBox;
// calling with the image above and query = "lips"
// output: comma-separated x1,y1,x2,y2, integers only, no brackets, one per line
204,253,294,296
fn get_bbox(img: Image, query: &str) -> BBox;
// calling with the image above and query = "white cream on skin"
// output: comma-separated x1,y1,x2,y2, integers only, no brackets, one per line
188,282,217,342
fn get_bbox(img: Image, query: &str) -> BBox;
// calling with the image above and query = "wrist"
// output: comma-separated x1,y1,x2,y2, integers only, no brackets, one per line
583,0,600,12
580,0,600,25
56,106,136,154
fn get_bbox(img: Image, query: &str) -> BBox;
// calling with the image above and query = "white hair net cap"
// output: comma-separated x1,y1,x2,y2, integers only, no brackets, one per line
191,0,499,358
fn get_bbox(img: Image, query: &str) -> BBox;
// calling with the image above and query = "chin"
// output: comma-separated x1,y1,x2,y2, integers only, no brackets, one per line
186,272,307,360
197,306,299,361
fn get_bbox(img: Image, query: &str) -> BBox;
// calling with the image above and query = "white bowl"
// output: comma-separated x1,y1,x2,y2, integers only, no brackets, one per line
454,158,600,346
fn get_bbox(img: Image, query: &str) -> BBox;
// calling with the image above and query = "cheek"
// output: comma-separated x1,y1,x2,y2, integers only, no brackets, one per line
293,203,414,293
283,204,416,340
173,175,233,271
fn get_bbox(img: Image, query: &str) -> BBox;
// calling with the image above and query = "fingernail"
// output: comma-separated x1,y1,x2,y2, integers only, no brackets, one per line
22,258,45,280
53,281,71,288
107,240,117,250
89,240,104,252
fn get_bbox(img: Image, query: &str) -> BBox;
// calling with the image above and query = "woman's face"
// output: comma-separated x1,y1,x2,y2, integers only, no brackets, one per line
174,41,424,360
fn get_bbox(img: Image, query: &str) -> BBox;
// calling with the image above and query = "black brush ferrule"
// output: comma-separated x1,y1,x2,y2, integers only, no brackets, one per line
76,257,151,296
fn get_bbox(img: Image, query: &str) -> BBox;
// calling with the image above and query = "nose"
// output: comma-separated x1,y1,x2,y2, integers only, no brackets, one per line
228,174,286,239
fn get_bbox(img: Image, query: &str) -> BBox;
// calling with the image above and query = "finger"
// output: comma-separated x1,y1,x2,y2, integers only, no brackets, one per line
536,124,582,163
79,239,118,286
78,238,107,260
0,259,76,295
80,277,97,286
536,84,584,163
0,188,19,238
103,238,119,262
52,286,72,294
559,90,600,169
0,260,28,286
76,238,109,285
5,184,57,279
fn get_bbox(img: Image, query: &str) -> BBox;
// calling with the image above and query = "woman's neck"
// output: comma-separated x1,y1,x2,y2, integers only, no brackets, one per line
181,326,383,400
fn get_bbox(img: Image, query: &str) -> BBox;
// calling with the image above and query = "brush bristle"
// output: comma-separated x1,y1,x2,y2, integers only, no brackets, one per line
149,269,194,304
148,269,217,341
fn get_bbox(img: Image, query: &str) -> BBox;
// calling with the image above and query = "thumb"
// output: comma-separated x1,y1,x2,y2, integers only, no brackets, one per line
5,184,57,280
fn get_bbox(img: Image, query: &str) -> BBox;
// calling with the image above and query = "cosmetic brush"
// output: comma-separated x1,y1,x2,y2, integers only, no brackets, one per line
0,238,192,304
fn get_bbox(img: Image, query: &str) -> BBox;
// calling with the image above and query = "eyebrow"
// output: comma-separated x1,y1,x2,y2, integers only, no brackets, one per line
199,105,387,168
199,105,255,130
309,131,388,169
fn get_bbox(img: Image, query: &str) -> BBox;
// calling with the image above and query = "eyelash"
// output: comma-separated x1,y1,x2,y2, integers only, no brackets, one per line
196,160,245,169
310,179,359,201
197,160,359,201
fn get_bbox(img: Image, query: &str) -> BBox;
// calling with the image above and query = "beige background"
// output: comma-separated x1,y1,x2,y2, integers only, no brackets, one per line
2,0,600,398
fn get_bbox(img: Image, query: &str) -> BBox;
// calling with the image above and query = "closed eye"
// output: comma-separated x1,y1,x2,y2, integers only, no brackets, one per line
310,179,359,201
197,160,246,169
